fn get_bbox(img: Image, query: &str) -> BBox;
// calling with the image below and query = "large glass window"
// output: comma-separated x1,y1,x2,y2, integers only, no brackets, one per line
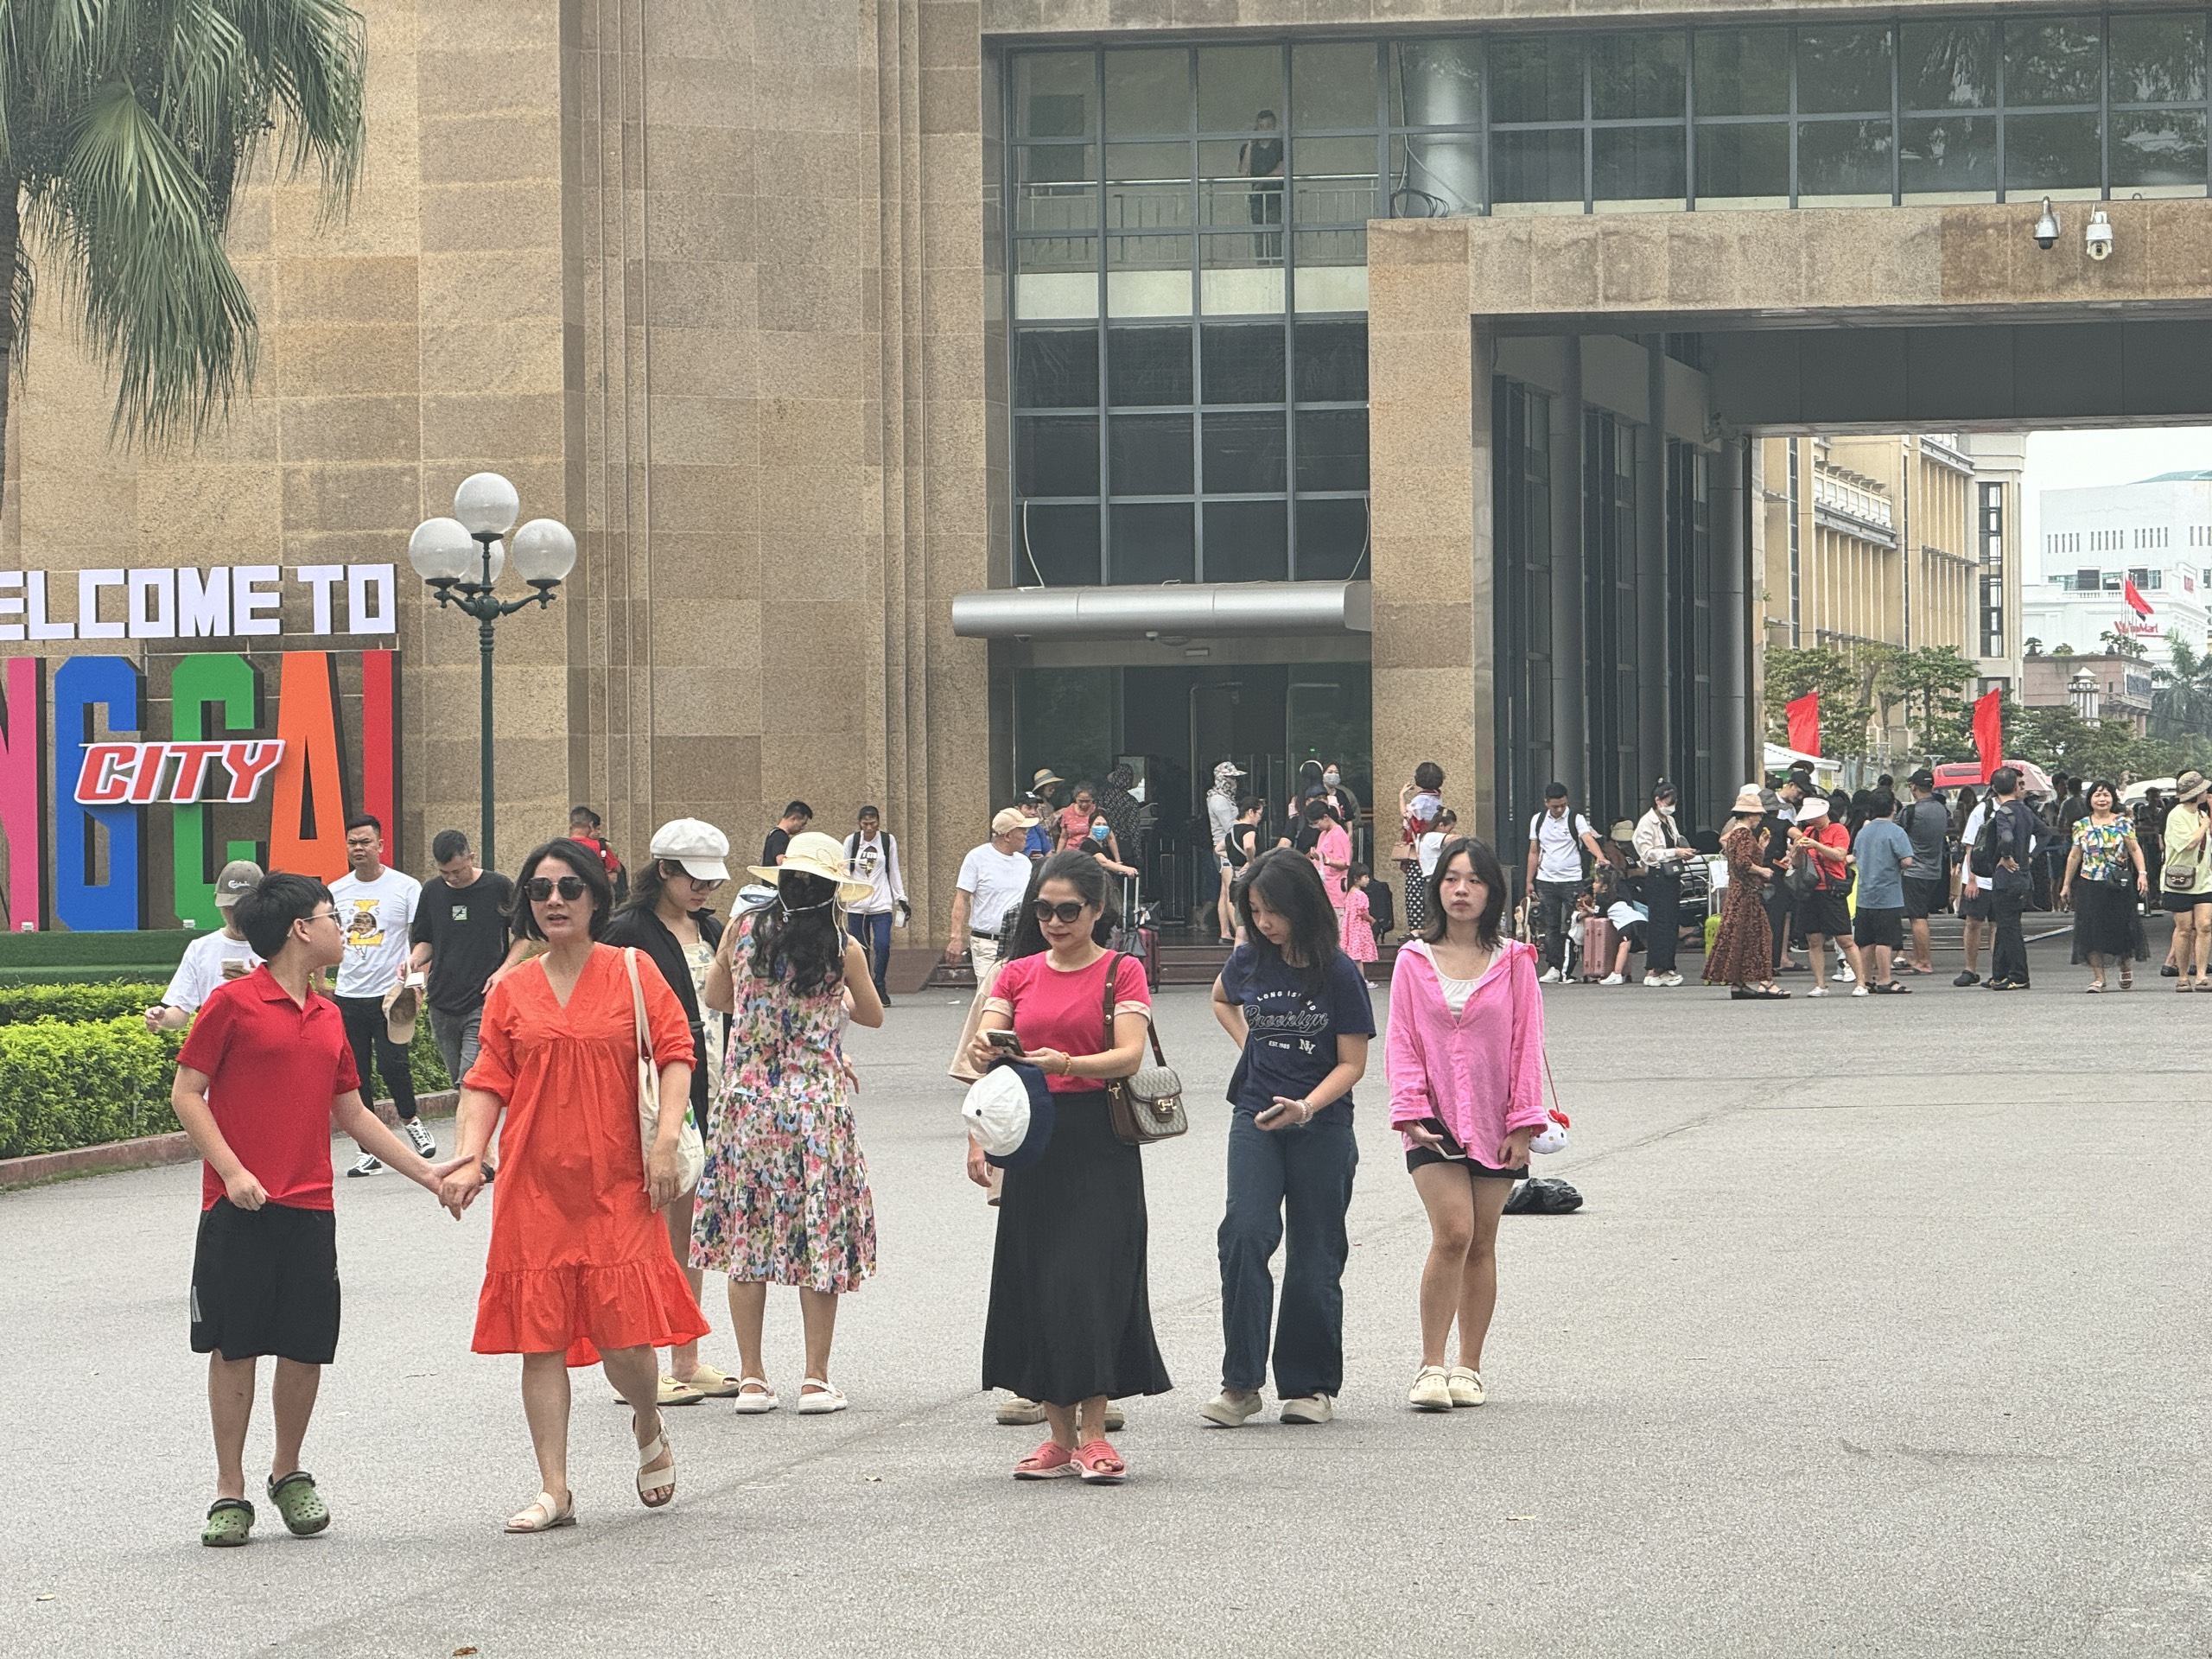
1007,19,2212,578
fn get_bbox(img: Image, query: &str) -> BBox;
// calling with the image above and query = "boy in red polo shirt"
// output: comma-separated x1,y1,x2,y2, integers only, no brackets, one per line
171,871,452,1547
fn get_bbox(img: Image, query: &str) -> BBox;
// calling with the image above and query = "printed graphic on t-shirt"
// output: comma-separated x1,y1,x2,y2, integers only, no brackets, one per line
852,843,882,880
345,898,386,948
448,902,470,924
1244,987,1330,1061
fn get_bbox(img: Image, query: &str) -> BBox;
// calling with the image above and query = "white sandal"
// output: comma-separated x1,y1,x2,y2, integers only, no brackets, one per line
731,1376,779,1414
505,1490,576,1533
635,1420,676,1509
1446,1365,1486,1408
793,1377,849,1414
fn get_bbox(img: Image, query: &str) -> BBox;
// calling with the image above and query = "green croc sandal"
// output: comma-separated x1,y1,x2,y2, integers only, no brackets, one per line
202,1497,255,1547
266,1471,330,1537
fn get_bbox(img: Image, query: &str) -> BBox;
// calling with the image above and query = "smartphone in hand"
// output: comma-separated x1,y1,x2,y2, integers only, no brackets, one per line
1415,1116,1470,1160
985,1029,1026,1057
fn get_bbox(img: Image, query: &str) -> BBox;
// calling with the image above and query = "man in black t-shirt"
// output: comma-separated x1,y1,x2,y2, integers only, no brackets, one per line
406,830,515,1086
761,799,812,866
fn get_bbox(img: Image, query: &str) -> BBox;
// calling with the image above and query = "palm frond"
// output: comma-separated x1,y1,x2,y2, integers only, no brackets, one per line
34,78,256,444
208,0,365,203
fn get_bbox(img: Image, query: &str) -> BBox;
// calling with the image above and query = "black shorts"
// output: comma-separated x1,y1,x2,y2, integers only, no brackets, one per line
190,1199,340,1365
1797,889,1851,939
2163,889,2212,913
1407,1145,1528,1180
1901,877,1941,920
1853,906,1904,950
1960,891,1994,922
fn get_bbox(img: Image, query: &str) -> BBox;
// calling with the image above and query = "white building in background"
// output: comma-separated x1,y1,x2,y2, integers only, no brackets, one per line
2020,470,2212,671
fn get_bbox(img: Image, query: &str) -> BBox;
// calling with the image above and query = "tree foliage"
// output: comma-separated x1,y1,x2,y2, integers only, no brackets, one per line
0,0,366,488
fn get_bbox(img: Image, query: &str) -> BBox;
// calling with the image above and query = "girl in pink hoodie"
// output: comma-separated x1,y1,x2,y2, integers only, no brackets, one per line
1386,836,1549,1414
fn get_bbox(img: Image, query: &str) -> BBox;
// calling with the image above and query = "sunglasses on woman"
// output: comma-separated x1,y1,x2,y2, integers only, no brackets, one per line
524,875,588,902
1032,899,1090,925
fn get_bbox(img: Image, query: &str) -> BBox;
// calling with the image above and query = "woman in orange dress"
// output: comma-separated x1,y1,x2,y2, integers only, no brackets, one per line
439,837,709,1532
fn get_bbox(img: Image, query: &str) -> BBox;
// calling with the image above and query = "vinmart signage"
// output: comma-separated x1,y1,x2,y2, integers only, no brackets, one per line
0,646,399,932
0,563,397,641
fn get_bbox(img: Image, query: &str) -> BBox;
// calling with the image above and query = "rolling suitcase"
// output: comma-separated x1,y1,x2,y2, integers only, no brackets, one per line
1579,916,1617,982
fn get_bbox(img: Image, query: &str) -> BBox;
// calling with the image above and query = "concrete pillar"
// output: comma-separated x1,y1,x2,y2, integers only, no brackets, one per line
1550,337,1586,815
1637,339,1669,814
1711,435,1752,807
1368,226,1484,844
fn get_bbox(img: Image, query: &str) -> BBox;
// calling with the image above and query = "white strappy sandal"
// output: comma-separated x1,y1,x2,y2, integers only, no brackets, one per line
794,1377,849,1414
636,1421,676,1509
731,1376,779,1414
505,1490,576,1534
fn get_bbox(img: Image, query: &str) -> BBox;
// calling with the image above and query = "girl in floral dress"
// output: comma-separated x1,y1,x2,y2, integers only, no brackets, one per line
1339,863,1379,965
696,832,883,1414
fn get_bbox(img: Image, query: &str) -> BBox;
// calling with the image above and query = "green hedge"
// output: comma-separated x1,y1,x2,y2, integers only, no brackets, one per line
0,1017,186,1158
0,981,169,1027
0,995,453,1161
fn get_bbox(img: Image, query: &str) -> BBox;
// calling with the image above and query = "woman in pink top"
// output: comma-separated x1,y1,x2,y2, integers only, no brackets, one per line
964,849,1169,1484
1305,798,1352,910
1385,836,1548,1414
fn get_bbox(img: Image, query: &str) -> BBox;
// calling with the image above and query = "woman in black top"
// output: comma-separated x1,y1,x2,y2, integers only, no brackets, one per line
1241,109,1283,261
602,834,730,1403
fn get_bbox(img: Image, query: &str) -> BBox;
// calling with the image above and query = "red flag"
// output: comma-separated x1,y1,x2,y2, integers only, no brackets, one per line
1785,691,1820,758
2123,576,2155,617
1972,687,2003,783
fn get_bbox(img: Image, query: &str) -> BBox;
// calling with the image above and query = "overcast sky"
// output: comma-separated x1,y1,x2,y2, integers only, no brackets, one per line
2022,426,2212,564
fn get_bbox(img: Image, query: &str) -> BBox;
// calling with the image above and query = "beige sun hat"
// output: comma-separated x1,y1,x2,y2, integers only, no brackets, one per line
747,830,875,904
1730,787,1766,816
2177,770,2209,804
382,976,423,1046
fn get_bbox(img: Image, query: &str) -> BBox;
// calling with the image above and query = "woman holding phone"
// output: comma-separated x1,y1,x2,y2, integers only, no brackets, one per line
964,849,1169,1484
1385,836,1548,1413
1205,850,1371,1427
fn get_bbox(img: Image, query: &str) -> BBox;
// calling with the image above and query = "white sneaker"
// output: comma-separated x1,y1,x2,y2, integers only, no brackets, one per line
1666,972,1686,987
1280,1394,1334,1425
346,1152,384,1177
1807,986,1830,998
1852,984,1870,997
1600,972,1624,986
1642,973,1664,987
1539,968,1562,984
1199,1389,1263,1428
404,1119,436,1158
1836,963,1856,982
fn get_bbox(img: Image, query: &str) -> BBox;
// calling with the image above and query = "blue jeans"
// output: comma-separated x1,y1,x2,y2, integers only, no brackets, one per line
848,911,892,997
1217,1107,1357,1399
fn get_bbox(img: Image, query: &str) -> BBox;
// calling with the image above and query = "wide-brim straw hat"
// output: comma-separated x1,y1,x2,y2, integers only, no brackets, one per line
747,830,875,904
2178,770,2210,803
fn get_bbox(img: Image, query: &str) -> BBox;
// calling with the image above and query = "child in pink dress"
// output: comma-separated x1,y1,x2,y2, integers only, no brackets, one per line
1339,863,1378,964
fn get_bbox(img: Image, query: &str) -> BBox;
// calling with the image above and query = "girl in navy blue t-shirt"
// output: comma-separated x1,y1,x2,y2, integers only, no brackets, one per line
1205,849,1375,1427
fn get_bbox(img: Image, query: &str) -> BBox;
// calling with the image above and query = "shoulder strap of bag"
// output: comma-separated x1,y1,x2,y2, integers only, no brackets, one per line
624,947,651,1065
1101,952,1169,1067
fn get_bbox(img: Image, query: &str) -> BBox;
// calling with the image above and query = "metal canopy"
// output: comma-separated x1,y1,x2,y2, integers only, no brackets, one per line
950,582,1372,640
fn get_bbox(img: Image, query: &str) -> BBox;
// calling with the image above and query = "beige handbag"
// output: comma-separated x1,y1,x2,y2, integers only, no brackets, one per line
626,948,706,1193
1101,955,1187,1146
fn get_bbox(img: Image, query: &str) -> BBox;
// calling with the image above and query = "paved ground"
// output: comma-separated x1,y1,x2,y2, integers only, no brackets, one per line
3,925,2209,1658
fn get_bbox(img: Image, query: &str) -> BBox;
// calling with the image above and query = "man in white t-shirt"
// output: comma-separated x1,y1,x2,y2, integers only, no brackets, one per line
1955,791,1993,986
331,813,430,1175
1522,783,1602,983
143,861,265,1031
946,807,1039,1083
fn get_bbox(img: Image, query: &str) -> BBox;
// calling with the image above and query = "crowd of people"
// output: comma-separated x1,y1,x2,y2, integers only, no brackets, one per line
162,751,2168,1541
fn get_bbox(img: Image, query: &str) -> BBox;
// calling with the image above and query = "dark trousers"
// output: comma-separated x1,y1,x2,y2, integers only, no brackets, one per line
336,994,417,1121
1533,880,1580,974
1642,868,1681,973
1764,881,1796,969
1218,1109,1357,1399
847,912,892,997
1992,888,2031,985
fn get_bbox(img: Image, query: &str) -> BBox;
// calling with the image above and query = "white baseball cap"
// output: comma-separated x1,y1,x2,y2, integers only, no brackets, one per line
648,818,731,881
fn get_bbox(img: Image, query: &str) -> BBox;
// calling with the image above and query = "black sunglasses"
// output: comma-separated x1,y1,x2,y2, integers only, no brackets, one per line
524,875,588,902
1033,899,1089,925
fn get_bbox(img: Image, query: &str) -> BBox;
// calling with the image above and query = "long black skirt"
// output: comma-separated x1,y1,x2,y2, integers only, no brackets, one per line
2071,877,2146,962
982,1093,1173,1406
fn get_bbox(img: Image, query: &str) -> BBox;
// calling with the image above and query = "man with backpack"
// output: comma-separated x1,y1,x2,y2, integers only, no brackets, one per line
1974,766,2044,991
1524,783,1604,984
1897,769,1950,976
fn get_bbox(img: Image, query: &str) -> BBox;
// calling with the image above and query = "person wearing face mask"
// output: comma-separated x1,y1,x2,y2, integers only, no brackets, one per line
1208,760,1248,945
1085,811,1138,877
1318,763,1363,864
1630,781,1697,988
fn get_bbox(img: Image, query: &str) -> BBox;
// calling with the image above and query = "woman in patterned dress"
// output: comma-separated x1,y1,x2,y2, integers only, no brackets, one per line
1705,788,1788,999
696,831,882,1415
1398,761,1446,935
2059,779,2148,991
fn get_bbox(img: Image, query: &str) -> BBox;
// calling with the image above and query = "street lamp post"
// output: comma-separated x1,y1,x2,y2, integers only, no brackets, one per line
406,474,577,868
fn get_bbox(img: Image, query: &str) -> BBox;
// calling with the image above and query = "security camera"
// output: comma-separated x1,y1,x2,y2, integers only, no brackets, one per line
2031,197,2061,251
2086,208,2114,261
